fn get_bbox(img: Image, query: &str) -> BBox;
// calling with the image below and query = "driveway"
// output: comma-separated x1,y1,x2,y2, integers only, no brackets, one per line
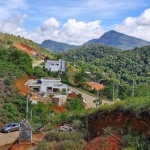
68,86,113,108
0,131,19,146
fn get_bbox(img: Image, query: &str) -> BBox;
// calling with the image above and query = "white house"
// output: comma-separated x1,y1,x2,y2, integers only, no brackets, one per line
26,77,68,93
45,59,66,72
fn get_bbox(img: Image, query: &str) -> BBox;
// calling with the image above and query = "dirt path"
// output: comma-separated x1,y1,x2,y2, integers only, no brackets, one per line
68,86,113,108
0,131,19,146
32,60,44,68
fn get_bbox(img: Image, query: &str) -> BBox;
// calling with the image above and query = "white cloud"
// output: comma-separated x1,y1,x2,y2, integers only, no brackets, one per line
0,0,28,37
137,9,150,26
39,17,59,32
0,15,104,45
57,19,105,45
26,18,105,45
0,15,27,34
114,8,150,42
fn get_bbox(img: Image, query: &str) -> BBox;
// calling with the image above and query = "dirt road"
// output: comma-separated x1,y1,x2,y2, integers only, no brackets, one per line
68,86,113,108
32,60,44,68
0,131,19,146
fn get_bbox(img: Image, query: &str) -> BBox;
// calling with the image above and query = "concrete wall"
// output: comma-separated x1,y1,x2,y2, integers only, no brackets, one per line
45,59,66,72
40,85,47,92
52,95,67,106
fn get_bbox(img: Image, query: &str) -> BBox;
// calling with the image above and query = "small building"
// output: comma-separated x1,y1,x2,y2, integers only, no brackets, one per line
26,77,68,93
52,95,67,106
45,59,66,72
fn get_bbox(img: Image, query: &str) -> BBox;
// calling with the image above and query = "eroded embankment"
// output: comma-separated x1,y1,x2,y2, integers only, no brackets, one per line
13,76,34,95
88,109,150,139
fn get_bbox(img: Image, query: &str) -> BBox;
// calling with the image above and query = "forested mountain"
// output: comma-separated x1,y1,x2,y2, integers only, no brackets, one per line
40,39,78,52
64,44,150,85
84,30,150,50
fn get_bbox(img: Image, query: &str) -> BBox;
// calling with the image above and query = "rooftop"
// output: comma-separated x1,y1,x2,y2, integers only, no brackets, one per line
53,95,67,98
41,77,61,80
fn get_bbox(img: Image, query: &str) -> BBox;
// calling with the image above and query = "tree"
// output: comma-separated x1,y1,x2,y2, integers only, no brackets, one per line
93,98,102,107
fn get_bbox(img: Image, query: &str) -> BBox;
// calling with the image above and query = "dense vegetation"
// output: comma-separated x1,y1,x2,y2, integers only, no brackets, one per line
0,45,30,123
0,42,54,124
63,44,150,99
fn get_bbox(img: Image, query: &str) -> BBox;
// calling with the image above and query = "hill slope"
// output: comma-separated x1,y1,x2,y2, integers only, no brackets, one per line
0,33,54,124
64,44,150,85
84,30,150,50
40,39,78,52
0,33,52,59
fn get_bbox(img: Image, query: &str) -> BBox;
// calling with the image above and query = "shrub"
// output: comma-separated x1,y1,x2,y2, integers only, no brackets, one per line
44,130,86,150
121,130,150,150
65,98,85,111
57,140,77,150
45,130,84,143
36,140,50,150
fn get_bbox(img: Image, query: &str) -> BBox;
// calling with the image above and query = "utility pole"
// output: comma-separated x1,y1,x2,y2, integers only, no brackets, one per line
113,83,115,101
26,91,30,121
97,90,99,99
58,59,62,78
132,80,134,97
30,109,32,122
116,84,118,99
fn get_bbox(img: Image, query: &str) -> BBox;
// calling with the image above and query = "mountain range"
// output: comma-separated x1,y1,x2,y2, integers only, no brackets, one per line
40,30,150,52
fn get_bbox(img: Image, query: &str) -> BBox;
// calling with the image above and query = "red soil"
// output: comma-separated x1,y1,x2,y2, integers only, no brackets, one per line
13,76,34,95
0,133,44,150
86,82,104,91
52,106,66,113
14,43,36,56
88,110,150,139
14,43,45,60
8,145,25,150
67,92,77,98
85,133,121,150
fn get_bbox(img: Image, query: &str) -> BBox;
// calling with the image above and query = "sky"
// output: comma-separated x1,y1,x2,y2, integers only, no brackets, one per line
0,0,150,45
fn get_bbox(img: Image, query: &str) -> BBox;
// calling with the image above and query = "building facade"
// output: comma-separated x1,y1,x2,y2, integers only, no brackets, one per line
27,77,68,93
45,59,66,72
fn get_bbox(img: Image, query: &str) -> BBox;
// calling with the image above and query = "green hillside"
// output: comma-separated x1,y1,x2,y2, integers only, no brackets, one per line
85,30,150,50
0,32,52,58
63,44,150,99
40,39,78,52
64,44,150,83
0,33,56,124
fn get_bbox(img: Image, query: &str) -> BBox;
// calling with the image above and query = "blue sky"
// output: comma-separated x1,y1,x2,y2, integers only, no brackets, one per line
0,0,150,45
